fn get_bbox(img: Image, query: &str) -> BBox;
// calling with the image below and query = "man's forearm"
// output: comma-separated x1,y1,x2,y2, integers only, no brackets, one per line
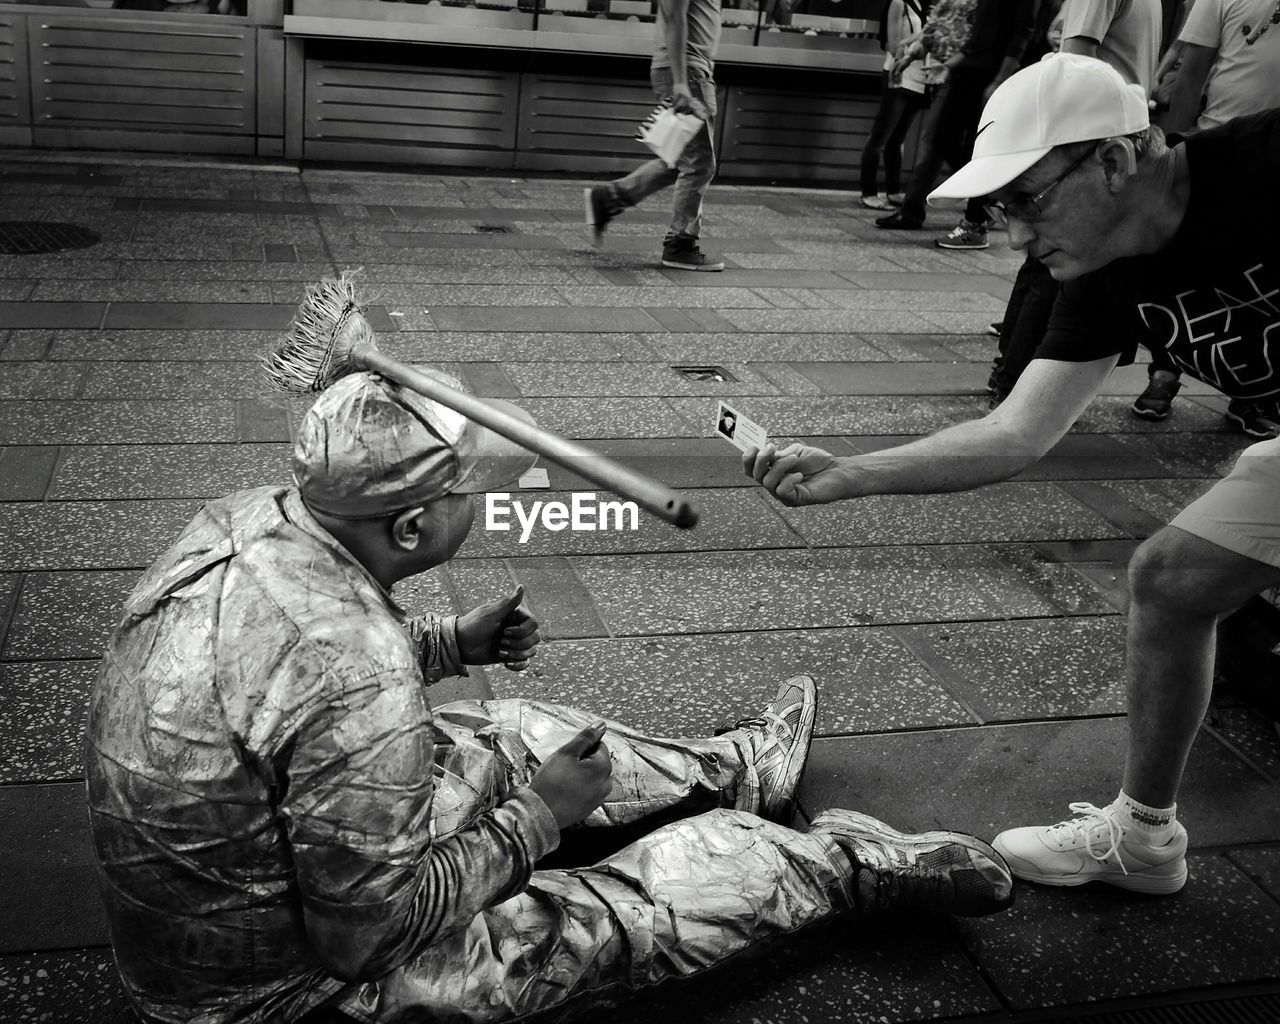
833,418,1046,498
660,0,690,86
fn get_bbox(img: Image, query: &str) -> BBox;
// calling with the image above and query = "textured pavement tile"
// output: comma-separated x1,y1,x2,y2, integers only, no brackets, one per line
3,571,138,661
556,286,776,308
715,309,938,333
657,269,853,289
819,289,1006,312
989,544,1121,616
0,573,18,652
0,949,131,1023
801,718,1280,846
0,500,201,570
236,399,290,442
1116,432,1250,479
777,483,1124,547
640,332,887,361
382,231,567,250
0,302,105,329
667,395,960,436
0,661,97,782
0,363,85,400
79,362,275,400
1205,708,1280,781
836,270,1014,296
498,555,608,641
0,447,60,501
380,331,626,362
0,783,109,952
428,306,665,332
0,401,236,445
458,489,800,559
502,362,782,398
572,548,1000,636
0,281,35,301
1105,477,1217,523
894,617,1127,722
101,302,298,331
0,257,118,281
608,915,999,1024
513,397,692,438
1228,846,1280,904
790,361,989,395
1055,481,1168,537
367,284,567,307
117,260,331,282
728,252,907,272
954,853,1280,1010
30,281,273,303
0,330,54,361
357,264,606,286
49,328,281,362
1073,395,1232,433
500,628,975,737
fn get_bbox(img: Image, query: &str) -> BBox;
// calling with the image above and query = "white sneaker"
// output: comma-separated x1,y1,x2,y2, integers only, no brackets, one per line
993,802,1189,895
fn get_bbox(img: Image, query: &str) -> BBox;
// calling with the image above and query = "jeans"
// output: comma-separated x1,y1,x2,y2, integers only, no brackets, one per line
992,254,1059,397
860,78,925,196
613,66,718,243
899,65,993,224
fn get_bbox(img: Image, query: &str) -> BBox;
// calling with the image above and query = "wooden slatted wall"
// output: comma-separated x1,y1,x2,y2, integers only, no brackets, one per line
303,60,518,166
0,13,31,144
29,16,255,153
718,84,885,183
515,72,670,173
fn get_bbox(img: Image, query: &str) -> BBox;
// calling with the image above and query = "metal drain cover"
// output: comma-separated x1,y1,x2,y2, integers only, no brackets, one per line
0,221,100,255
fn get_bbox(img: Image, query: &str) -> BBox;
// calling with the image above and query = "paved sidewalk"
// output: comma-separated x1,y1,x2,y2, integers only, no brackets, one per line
1,154,1278,1024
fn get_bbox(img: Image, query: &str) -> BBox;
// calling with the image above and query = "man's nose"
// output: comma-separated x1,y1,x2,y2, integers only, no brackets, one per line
1006,217,1036,252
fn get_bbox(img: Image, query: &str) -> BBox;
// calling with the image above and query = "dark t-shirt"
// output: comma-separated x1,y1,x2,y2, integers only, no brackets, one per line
1038,108,1280,403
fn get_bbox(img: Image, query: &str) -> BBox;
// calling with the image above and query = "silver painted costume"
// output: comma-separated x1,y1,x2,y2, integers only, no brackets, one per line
86,485,856,1024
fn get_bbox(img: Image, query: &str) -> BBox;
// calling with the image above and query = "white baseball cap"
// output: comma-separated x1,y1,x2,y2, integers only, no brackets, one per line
928,54,1150,203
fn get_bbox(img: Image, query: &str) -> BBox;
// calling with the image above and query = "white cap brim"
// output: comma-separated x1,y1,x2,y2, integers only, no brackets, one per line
453,399,540,493
928,145,1052,204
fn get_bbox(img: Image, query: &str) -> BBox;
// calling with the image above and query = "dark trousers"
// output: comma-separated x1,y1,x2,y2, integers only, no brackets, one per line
900,65,993,224
1148,346,1181,377
860,78,925,196
992,254,1060,397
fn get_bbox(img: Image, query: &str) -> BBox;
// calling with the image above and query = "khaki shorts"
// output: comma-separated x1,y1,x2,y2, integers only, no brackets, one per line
1171,436,1280,569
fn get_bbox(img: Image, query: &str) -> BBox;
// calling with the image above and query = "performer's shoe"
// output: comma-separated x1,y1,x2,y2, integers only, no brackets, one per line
994,802,1188,895
585,184,623,244
809,809,1015,917
732,674,817,825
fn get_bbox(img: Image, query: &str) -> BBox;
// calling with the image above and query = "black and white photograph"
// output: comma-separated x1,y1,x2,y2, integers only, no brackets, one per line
3,0,1280,1020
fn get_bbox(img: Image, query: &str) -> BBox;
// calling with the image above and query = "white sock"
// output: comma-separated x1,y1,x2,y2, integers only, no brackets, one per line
1113,790,1177,842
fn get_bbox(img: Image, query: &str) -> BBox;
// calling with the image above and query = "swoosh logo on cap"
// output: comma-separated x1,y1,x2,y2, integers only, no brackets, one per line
975,120,995,139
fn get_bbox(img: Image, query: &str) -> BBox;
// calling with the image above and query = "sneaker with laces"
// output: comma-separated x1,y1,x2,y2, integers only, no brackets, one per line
809,809,1014,917
662,239,725,272
936,219,989,250
1131,373,1182,420
728,674,816,825
584,184,623,244
993,802,1188,895
860,194,893,210
1225,399,1280,439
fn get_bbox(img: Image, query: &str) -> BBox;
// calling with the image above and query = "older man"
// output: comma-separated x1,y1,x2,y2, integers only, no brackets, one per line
748,53,1280,895
87,364,1014,1024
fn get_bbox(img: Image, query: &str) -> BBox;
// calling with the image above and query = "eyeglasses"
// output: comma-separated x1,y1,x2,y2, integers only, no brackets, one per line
984,146,1095,226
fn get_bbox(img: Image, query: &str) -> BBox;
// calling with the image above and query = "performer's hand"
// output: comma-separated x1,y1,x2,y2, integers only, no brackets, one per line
456,586,542,671
530,722,613,828
743,442,846,507
671,83,709,121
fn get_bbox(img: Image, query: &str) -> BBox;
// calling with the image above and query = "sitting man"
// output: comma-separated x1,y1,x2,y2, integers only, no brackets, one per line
86,366,1015,1023
746,54,1280,896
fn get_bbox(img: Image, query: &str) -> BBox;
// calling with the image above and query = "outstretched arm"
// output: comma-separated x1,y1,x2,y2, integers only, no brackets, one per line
746,355,1118,505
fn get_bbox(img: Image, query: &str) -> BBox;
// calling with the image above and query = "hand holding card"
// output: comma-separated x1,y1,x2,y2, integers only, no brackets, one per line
715,401,768,454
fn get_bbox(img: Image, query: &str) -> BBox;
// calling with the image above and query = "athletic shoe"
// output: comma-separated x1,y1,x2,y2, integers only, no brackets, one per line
584,184,623,244
730,674,817,825
885,192,906,206
993,801,1188,895
1131,373,1182,420
860,194,893,210
876,210,924,230
809,809,1014,916
662,240,724,272
936,219,989,250
987,321,1003,337
1225,399,1280,440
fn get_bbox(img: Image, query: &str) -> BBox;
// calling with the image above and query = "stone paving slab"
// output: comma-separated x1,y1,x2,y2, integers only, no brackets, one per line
2,571,139,662
0,401,238,445
0,660,98,783
1,500,202,571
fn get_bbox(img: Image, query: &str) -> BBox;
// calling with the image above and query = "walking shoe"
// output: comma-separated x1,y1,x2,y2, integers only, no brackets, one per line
993,802,1188,895
936,219,989,250
860,193,893,210
1131,372,1182,420
1225,399,1280,440
987,321,1004,337
729,674,817,825
876,210,924,230
809,809,1014,917
886,192,906,206
661,240,724,272
584,184,623,244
